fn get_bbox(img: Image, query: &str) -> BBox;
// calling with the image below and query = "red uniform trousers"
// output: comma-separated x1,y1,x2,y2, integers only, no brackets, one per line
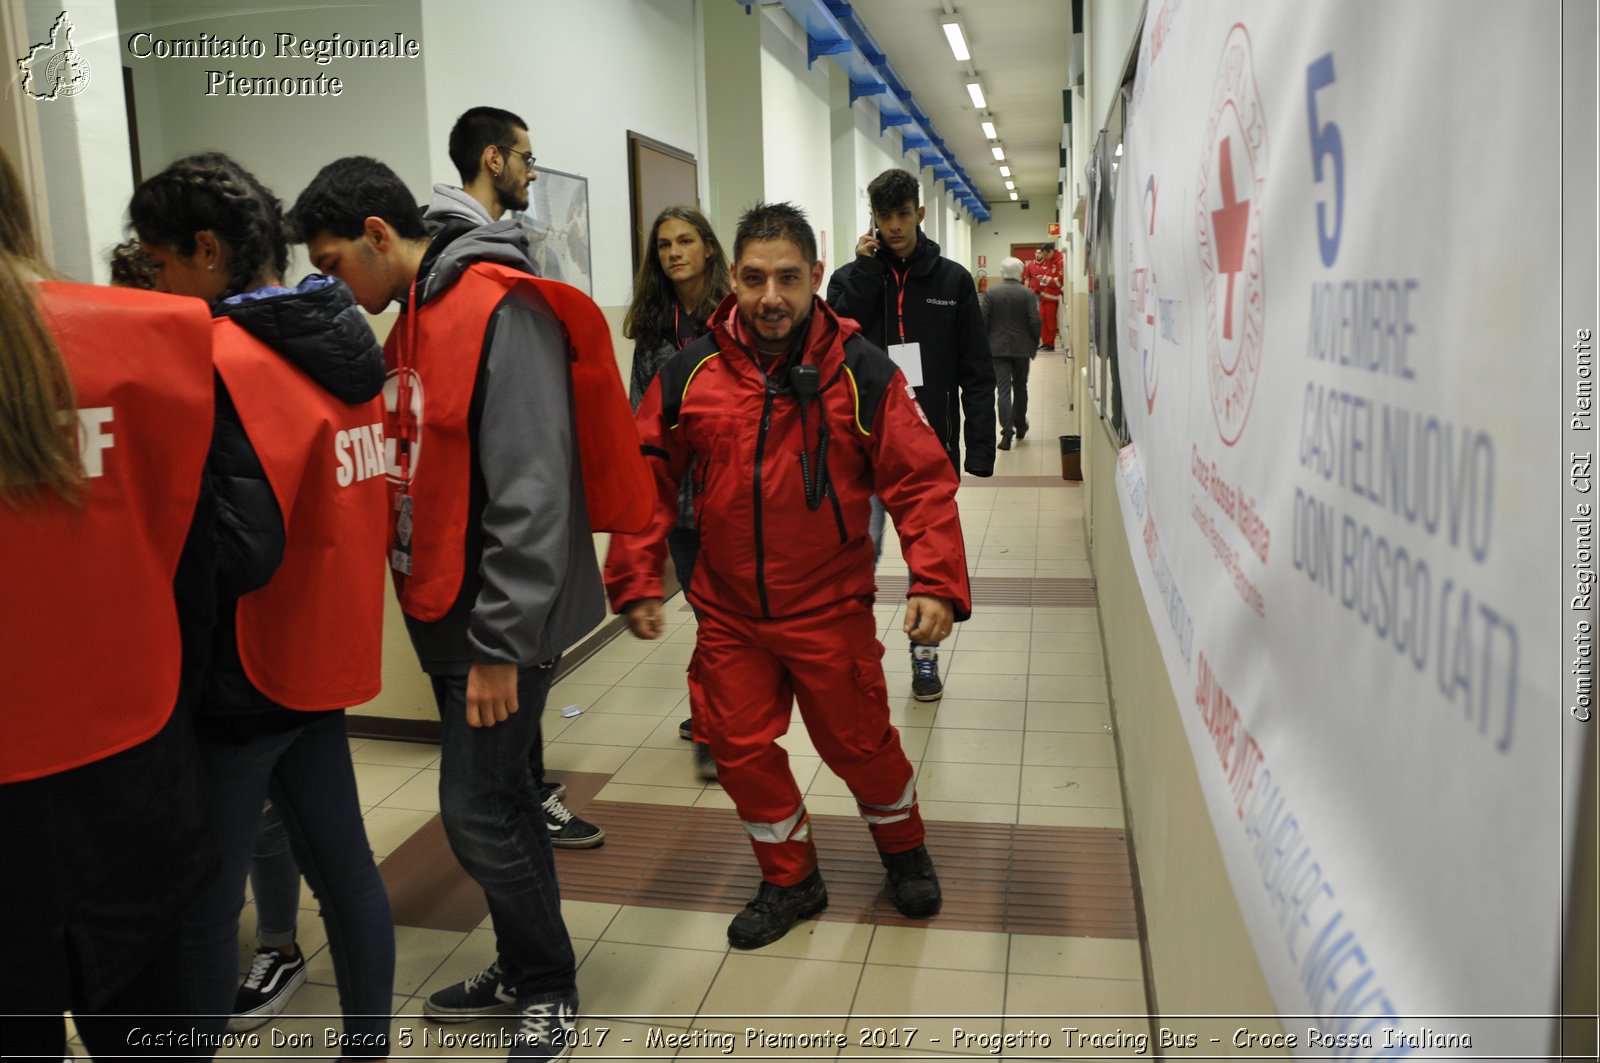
1039,296,1059,347
687,597,924,886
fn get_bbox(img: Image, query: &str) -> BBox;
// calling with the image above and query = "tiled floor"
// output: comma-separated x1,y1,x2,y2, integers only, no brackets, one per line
88,353,1155,1059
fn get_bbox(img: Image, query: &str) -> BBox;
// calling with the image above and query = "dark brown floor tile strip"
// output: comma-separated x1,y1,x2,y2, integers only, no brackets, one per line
968,575,1097,606
378,784,1138,939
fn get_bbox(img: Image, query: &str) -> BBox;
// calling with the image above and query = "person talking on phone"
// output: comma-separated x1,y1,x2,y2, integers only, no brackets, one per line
826,168,994,701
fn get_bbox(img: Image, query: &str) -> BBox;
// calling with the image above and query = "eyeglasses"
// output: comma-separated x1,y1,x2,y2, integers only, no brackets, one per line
498,145,536,169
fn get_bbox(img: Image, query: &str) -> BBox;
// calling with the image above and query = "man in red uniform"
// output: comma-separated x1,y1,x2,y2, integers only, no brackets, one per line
605,202,973,949
1025,242,1065,351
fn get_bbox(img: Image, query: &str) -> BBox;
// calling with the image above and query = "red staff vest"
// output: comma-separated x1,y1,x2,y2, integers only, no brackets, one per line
0,283,212,783
212,318,387,710
385,262,652,621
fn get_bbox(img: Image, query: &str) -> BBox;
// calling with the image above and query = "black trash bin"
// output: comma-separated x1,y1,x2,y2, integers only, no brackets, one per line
1059,435,1082,481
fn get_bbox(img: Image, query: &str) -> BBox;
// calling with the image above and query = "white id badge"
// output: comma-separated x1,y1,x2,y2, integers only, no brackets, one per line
887,342,924,387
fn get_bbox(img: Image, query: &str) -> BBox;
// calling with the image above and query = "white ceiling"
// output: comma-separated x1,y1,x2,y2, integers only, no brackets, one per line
845,0,1073,215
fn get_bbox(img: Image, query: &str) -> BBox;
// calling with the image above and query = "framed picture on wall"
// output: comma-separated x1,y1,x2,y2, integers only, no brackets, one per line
516,165,592,295
626,131,699,274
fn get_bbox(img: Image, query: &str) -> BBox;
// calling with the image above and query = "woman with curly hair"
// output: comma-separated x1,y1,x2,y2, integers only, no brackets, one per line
621,206,730,781
129,152,395,1058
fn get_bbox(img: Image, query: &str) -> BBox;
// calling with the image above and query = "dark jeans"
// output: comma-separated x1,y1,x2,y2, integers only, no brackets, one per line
995,356,1031,438
432,666,577,1004
250,801,301,948
181,711,394,1058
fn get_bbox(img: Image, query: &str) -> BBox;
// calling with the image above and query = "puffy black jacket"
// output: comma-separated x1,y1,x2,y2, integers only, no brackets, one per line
202,276,386,725
826,231,996,477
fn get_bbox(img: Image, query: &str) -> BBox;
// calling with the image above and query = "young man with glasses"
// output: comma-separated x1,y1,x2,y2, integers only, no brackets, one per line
425,107,602,852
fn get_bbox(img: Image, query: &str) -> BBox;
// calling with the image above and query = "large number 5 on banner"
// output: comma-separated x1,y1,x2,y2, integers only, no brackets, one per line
1305,53,1344,267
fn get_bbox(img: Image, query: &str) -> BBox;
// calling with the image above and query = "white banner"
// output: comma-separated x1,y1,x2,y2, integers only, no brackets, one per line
1113,1,1579,1056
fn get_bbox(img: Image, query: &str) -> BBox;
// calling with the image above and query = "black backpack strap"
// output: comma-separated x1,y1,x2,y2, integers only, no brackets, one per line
657,332,723,429
838,333,901,436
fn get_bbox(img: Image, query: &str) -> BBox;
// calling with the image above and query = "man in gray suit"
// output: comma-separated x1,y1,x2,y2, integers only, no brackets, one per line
983,257,1042,450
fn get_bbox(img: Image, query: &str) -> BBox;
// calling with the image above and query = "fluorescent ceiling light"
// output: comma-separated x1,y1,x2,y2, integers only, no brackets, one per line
981,121,997,139
998,165,1011,177
1009,192,1019,201
942,21,970,62
1005,180,1015,190
966,82,986,109
991,145,1005,161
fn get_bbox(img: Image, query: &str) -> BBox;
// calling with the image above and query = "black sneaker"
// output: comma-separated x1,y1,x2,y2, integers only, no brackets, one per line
881,844,942,918
910,645,943,701
693,741,718,782
727,870,828,949
678,717,693,741
1016,421,1029,440
424,960,515,1022
227,947,307,1032
541,780,566,801
542,789,604,849
997,435,1012,451
511,996,578,1062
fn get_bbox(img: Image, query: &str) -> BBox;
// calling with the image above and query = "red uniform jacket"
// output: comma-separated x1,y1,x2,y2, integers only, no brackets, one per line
213,318,387,710
605,296,972,621
1,283,212,783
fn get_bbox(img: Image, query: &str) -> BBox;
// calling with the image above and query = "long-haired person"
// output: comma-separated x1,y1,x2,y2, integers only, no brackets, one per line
0,148,216,1059
621,206,730,781
128,152,395,1058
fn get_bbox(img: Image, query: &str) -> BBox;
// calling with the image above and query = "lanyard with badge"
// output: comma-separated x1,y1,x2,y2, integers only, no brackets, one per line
884,266,923,387
389,280,420,576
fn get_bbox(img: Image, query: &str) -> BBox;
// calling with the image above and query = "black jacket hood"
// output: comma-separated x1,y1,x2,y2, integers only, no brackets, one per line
216,274,386,404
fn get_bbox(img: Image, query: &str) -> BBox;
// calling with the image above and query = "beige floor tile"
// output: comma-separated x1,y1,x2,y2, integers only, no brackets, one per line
1016,804,1127,829
1019,765,1124,808
1028,651,1106,676
1007,972,1148,1015
616,662,693,690
554,711,664,747
587,638,656,663
930,699,1026,731
362,805,438,858
1008,935,1144,980
697,953,858,1032
1024,701,1113,733
921,727,1024,765
692,785,737,809
352,762,424,807
547,681,616,712
945,650,1033,676
1029,631,1104,655
851,964,1005,1031
749,918,875,963
307,923,468,997
919,799,1022,825
641,639,695,665
577,941,724,1020
1028,673,1110,703
352,739,440,769
581,685,687,716
940,672,1029,701
867,925,1010,972
795,792,859,817
601,905,732,952
914,761,1020,804
894,723,931,762
380,768,440,812
1021,731,1117,768
562,899,622,941
412,927,495,1000
542,743,638,775
956,611,1034,632
1029,609,1100,632
640,713,698,750
608,746,702,787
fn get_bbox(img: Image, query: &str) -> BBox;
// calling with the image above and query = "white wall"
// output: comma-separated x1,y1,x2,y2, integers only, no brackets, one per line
756,8,834,284
419,0,701,309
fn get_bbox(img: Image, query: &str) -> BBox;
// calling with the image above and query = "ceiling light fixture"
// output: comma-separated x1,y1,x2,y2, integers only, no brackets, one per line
992,145,1005,161
981,121,997,140
1115,143,1123,156
998,165,1011,177
1005,180,1015,190
1009,192,1019,201
966,82,986,109
942,21,970,62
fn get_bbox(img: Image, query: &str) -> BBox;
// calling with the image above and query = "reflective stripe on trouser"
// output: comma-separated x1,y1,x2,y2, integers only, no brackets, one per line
688,597,924,885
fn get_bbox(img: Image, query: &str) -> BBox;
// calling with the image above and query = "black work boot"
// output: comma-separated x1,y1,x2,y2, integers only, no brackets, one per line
880,845,942,918
727,870,828,949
